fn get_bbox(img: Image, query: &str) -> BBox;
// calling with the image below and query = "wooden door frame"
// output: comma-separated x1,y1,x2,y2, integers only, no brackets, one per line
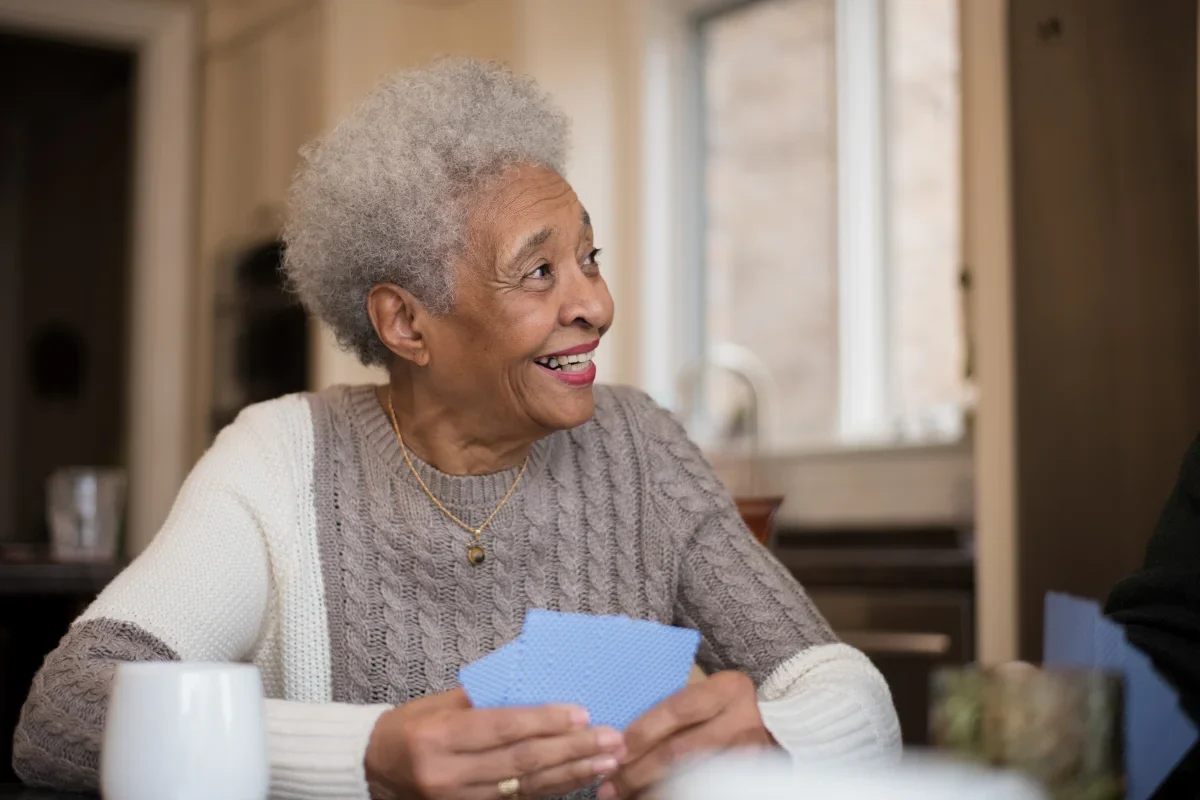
0,0,197,554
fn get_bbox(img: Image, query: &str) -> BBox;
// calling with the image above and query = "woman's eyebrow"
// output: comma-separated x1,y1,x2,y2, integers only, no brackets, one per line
505,227,554,271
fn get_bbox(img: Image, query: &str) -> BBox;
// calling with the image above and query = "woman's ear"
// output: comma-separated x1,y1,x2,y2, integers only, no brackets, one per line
367,284,432,367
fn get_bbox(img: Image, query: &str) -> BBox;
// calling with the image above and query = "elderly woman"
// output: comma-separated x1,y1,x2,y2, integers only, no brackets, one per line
14,60,899,799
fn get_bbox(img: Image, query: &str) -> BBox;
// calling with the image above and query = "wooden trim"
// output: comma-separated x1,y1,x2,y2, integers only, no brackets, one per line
839,630,953,656
961,0,1018,664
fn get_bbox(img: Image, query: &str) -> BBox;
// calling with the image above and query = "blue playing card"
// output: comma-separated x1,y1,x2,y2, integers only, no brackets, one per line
584,615,701,730
507,609,605,712
459,639,520,708
1092,612,1126,669
459,610,701,731
1092,611,1198,800
1044,592,1097,666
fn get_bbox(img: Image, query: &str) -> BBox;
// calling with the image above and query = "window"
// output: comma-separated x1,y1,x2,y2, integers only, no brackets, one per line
674,0,964,453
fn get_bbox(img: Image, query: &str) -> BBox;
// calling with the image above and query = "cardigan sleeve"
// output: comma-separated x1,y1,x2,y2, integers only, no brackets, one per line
1105,434,1200,794
12,402,389,799
619,387,901,765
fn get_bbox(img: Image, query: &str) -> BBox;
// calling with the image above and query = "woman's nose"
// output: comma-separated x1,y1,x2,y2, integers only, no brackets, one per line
560,268,614,331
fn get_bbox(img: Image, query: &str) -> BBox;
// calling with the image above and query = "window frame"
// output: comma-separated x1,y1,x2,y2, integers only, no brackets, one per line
644,0,918,451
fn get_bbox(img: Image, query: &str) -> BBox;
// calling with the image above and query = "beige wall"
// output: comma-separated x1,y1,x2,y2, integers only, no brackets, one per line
196,0,325,452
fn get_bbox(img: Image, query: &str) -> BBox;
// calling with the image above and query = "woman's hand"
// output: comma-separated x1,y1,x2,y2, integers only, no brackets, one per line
596,671,773,800
365,688,626,800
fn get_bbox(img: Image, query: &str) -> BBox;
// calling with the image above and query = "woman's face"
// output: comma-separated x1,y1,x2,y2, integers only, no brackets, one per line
421,165,614,436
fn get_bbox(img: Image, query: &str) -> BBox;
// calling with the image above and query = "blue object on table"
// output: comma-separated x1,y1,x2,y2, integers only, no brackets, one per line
1042,591,1098,666
1044,592,1199,800
459,609,701,731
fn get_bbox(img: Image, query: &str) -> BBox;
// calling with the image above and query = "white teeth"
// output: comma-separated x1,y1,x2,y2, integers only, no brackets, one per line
535,349,594,370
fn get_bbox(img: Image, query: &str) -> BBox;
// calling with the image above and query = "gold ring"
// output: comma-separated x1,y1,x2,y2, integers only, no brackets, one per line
498,777,521,797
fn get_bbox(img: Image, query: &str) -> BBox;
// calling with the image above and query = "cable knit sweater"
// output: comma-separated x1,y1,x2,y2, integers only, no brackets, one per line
13,384,900,798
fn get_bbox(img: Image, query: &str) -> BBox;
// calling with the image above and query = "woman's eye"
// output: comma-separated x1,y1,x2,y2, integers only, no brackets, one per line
583,248,602,267
528,263,551,279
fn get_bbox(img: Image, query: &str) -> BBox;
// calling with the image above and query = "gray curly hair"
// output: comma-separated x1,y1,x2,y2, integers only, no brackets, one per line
282,58,571,365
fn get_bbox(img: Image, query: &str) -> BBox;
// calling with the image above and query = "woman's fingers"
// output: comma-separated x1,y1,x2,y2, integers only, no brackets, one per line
599,672,766,800
449,704,590,751
520,751,622,798
599,721,720,799
457,726,625,788
621,679,729,764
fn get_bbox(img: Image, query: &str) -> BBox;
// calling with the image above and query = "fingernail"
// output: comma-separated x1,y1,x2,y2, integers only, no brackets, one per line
597,782,616,800
569,707,590,727
592,756,618,774
596,728,623,749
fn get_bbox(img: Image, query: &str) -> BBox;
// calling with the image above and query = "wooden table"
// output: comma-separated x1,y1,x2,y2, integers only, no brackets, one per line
0,558,123,785
0,561,124,597
0,787,92,799
772,527,975,746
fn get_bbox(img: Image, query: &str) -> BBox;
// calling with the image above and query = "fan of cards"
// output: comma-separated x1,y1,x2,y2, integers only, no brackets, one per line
458,610,702,731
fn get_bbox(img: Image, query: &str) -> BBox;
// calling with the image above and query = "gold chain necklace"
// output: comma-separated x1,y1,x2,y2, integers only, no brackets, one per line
385,392,528,565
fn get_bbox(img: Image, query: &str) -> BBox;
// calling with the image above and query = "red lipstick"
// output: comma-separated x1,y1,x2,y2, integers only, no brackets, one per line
537,340,599,359
534,340,599,387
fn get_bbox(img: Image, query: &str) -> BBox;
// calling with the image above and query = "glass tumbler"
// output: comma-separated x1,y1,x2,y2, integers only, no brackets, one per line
46,467,126,562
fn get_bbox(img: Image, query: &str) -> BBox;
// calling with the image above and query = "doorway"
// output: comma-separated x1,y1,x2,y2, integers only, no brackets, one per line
0,0,196,554
0,32,135,547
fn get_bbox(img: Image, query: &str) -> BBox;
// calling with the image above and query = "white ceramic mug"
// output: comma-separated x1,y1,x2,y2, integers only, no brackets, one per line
100,662,269,800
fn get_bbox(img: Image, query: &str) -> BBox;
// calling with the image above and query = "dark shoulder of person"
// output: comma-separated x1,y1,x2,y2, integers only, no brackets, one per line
1105,434,1200,799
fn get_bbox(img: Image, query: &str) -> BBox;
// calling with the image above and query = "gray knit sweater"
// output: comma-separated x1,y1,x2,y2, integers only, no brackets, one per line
14,385,900,797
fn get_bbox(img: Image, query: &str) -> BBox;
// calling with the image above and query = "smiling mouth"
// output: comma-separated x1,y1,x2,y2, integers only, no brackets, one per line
533,350,595,373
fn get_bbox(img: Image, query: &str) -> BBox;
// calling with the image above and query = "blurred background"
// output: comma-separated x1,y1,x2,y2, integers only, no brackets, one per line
1,0,1198,773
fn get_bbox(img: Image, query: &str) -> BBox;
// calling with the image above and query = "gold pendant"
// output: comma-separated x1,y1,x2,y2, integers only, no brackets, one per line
467,544,486,565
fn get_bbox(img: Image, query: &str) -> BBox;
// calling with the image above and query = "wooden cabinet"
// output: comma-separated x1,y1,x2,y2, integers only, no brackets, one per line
775,529,974,745
1007,0,1200,659
968,0,1200,662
